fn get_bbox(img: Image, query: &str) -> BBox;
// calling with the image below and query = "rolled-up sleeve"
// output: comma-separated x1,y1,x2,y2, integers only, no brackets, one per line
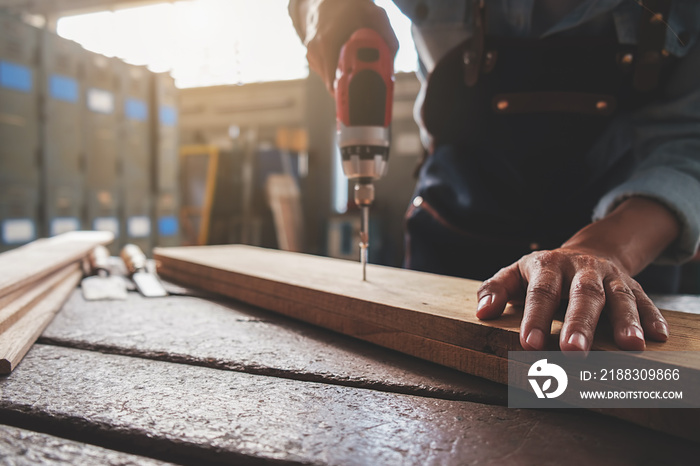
593,37,700,264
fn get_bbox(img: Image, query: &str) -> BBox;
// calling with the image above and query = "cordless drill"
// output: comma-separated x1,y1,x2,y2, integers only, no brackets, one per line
335,28,394,280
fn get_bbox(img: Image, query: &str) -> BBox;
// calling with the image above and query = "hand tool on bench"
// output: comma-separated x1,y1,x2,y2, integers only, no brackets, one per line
81,245,127,301
120,244,168,298
335,28,394,281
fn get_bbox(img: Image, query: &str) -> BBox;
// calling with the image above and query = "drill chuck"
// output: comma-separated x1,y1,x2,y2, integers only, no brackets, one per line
339,124,390,183
354,181,375,207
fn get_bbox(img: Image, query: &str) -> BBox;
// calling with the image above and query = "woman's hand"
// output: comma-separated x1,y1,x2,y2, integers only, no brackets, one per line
475,197,680,353
300,0,398,92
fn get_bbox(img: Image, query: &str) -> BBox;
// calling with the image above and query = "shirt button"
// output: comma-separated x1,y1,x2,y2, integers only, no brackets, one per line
413,196,424,207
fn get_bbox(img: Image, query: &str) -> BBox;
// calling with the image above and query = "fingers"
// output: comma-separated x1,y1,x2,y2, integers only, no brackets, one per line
305,1,398,94
476,263,525,320
604,278,645,351
632,285,669,342
520,268,563,351
559,270,606,354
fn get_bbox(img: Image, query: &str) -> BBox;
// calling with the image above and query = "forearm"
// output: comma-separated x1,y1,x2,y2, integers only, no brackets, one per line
562,196,681,276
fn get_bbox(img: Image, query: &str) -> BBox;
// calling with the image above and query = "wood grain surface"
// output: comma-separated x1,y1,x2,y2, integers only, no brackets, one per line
154,245,700,377
2,345,698,465
0,265,79,334
154,245,523,354
0,231,113,300
156,265,510,384
0,268,82,374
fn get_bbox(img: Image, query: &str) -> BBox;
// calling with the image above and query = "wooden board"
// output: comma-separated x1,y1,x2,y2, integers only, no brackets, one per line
2,344,698,465
0,268,82,374
157,265,509,384
0,231,113,300
155,245,522,355
154,246,700,372
0,264,79,334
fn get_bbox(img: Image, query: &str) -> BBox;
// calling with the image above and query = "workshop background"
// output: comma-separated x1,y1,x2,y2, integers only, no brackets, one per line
1,0,698,291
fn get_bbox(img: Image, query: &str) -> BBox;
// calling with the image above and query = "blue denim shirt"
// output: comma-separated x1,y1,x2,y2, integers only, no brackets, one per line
393,0,700,263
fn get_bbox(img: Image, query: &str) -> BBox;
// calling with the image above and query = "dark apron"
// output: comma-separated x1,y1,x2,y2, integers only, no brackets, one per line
404,6,681,293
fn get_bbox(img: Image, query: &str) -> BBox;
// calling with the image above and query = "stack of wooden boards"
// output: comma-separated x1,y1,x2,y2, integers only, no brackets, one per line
154,245,700,441
0,231,113,374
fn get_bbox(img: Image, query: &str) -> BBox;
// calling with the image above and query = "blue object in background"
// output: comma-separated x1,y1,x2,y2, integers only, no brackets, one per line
159,105,177,127
0,60,32,93
125,98,148,121
49,74,79,103
158,216,178,236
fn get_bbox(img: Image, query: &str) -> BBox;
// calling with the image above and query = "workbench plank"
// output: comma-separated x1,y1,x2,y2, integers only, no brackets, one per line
41,290,506,404
2,345,698,465
0,231,113,300
0,424,173,466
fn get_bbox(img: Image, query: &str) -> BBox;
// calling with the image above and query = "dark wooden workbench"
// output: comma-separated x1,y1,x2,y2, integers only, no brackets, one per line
2,279,700,465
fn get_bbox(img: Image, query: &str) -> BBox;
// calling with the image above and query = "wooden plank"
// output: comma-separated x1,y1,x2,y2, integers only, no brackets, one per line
157,265,509,384
2,345,698,465
153,246,700,371
154,245,524,356
41,289,506,404
0,424,174,465
0,264,79,334
0,231,113,300
0,268,82,374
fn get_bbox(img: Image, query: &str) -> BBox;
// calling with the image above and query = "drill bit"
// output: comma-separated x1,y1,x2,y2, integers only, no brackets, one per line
360,205,369,281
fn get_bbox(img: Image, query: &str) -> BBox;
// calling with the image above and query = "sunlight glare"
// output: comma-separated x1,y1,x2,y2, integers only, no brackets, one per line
57,0,417,88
